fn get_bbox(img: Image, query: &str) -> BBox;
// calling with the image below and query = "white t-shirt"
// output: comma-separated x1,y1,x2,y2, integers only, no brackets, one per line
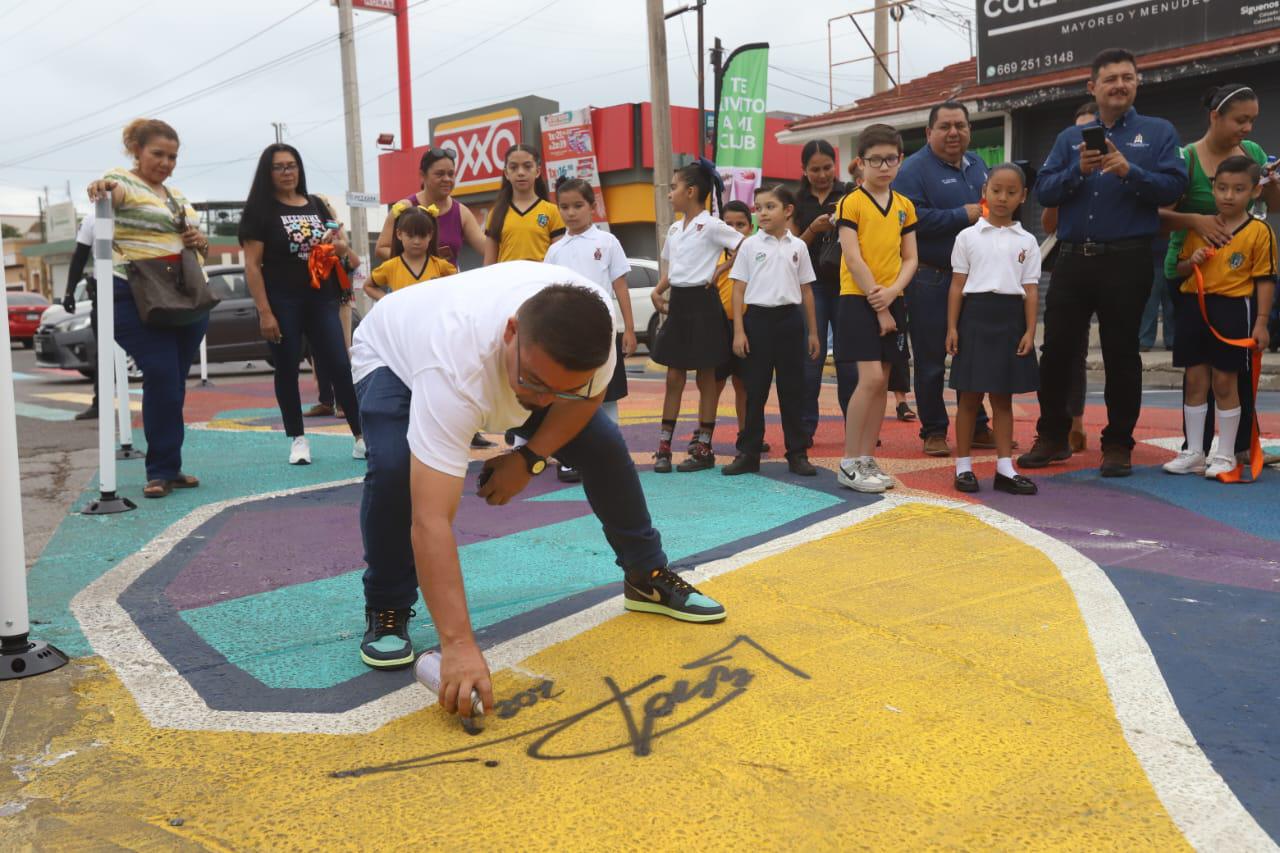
544,225,630,333
76,213,95,247
661,209,743,287
350,260,618,477
728,230,816,307
950,219,1042,296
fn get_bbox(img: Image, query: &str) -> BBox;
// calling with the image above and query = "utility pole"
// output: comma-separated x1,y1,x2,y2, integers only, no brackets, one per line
710,36,725,158
646,0,674,257
337,0,369,269
873,0,890,94
272,122,286,144
664,0,708,158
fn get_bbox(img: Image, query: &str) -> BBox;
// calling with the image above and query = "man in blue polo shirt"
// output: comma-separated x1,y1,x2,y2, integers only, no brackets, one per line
894,100,996,458
1019,47,1186,477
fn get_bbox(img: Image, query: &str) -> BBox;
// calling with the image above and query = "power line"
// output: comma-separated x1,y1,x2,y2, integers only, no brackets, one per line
769,64,860,100
771,81,834,107
0,0,77,51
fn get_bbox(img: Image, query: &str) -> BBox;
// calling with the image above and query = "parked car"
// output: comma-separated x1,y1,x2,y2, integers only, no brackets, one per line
623,258,664,348
33,265,358,377
6,290,50,348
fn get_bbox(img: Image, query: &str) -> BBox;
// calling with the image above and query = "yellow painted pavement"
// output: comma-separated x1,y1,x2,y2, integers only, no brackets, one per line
1,504,1186,850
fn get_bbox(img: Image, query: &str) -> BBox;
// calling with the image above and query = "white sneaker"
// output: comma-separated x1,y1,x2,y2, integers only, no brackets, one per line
352,437,366,460
1204,454,1237,479
837,459,886,493
866,458,895,489
1162,449,1205,475
289,435,311,465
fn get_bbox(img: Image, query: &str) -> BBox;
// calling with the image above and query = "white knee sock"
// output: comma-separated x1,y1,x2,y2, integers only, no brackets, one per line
955,456,973,475
1183,403,1208,454
1216,406,1241,459
996,457,1017,478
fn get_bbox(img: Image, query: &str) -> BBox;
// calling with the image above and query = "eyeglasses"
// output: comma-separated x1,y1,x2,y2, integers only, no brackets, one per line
864,155,901,169
516,334,594,401
426,147,456,160
271,163,299,173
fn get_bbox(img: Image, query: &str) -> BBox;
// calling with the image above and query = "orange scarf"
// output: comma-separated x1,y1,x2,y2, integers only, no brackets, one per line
308,243,351,292
1193,249,1263,483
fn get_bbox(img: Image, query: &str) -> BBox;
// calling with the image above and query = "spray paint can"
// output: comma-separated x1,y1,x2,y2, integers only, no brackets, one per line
415,651,486,725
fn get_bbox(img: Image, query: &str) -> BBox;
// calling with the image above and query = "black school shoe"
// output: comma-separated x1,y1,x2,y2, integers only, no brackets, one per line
624,567,726,623
786,453,817,476
954,471,979,493
360,607,416,669
470,432,496,449
722,454,760,476
993,473,1038,495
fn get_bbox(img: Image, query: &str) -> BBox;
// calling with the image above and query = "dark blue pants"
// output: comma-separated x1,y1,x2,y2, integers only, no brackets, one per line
357,367,667,610
737,305,808,456
1140,241,1175,349
266,288,359,437
802,282,857,439
112,278,208,482
906,266,988,440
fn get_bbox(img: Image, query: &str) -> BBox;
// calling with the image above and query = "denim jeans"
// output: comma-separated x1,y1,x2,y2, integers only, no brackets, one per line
112,278,208,482
358,367,668,610
1139,241,1174,349
906,266,988,440
802,282,857,439
266,287,359,437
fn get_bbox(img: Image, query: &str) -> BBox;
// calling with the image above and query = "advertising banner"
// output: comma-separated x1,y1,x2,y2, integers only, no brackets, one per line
977,0,1280,85
715,42,769,205
433,107,523,195
540,108,607,221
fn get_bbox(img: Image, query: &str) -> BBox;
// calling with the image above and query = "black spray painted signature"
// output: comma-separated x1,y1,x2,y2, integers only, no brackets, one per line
331,635,810,778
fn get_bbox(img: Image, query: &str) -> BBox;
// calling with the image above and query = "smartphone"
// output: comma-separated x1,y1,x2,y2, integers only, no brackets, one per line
1082,126,1107,154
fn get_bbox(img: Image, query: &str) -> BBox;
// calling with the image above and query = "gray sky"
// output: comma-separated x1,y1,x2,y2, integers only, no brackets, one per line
0,0,972,217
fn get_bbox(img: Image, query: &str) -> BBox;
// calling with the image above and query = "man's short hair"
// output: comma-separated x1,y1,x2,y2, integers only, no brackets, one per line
1074,100,1099,120
927,100,969,128
517,284,613,373
1091,48,1137,78
1214,154,1262,186
857,123,904,157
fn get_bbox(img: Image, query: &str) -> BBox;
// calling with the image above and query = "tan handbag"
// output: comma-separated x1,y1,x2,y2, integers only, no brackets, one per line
125,187,219,327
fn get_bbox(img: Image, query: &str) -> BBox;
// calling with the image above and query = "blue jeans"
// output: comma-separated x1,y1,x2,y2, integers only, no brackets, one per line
266,288,359,437
357,367,668,610
802,282,858,438
112,278,208,482
1139,241,1174,349
906,266,988,440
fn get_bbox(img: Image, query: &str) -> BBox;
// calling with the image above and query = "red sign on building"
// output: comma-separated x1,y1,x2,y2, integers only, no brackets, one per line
433,107,523,196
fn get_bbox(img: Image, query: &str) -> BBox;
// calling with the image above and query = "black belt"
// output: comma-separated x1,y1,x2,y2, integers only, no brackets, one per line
1059,238,1150,257
918,261,952,274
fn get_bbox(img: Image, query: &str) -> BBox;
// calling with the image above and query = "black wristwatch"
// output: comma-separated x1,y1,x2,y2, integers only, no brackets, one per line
515,445,547,475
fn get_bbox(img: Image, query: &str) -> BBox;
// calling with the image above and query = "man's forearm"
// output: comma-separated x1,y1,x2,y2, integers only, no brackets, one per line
526,397,601,458
411,515,475,647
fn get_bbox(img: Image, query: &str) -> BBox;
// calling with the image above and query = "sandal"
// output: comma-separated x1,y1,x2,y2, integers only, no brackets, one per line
143,479,173,499
169,473,200,489
896,402,917,422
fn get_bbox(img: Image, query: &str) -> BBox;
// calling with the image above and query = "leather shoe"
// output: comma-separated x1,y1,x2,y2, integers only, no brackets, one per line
972,428,1018,450
74,405,99,421
1017,436,1071,468
786,453,817,476
922,434,951,457
1100,447,1132,478
993,473,1038,494
722,454,760,476
954,471,979,493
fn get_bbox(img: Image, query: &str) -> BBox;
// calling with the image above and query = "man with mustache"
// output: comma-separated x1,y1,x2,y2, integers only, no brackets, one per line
1019,47,1187,477
350,260,726,718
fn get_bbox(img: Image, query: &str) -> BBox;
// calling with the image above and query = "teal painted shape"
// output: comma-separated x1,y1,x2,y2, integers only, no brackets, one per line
178,471,842,689
13,371,35,381
209,406,286,423
15,401,76,421
26,428,367,658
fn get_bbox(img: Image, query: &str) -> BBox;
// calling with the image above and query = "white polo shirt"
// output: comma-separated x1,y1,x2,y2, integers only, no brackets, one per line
350,261,618,477
544,225,630,333
661,209,743,287
950,219,1042,296
727,230,816,307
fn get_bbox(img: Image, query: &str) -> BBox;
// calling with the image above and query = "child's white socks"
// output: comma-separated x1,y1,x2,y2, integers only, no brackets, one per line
955,456,972,475
1183,403,1208,453
996,457,1017,478
1217,406,1242,458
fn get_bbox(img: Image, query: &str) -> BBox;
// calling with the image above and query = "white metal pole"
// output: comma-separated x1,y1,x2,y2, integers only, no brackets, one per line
114,344,142,460
83,196,134,514
338,0,370,274
0,226,69,678
198,335,210,386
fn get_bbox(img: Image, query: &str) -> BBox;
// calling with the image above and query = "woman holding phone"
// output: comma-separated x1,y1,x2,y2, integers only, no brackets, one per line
239,143,363,465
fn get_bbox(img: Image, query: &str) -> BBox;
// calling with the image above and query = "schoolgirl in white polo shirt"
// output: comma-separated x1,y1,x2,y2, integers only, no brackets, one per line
648,159,745,473
945,163,1042,496
723,185,821,476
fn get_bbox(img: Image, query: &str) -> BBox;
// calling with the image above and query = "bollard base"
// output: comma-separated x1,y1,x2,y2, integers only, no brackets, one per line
116,445,145,460
0,634,69,681
83,491,137,515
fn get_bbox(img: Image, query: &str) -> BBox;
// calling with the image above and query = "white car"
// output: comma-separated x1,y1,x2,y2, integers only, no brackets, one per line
621,257,663,350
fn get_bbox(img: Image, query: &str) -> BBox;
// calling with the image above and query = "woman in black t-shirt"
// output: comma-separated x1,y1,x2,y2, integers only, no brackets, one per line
240,144,362,465
791,139,857,445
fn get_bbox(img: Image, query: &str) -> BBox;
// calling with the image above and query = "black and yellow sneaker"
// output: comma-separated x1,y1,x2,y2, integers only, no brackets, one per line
360,607,416,669
624,567,726,623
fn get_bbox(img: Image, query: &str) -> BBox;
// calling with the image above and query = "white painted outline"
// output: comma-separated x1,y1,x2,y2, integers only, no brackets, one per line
70,490,1274,848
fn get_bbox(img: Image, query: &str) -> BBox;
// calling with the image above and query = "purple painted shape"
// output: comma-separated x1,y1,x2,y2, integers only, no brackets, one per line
982,480,1280,592
165,477,591,610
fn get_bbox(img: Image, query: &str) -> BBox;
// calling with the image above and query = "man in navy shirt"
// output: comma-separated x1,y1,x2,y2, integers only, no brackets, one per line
1019,48,1186,477
894,101,996,458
